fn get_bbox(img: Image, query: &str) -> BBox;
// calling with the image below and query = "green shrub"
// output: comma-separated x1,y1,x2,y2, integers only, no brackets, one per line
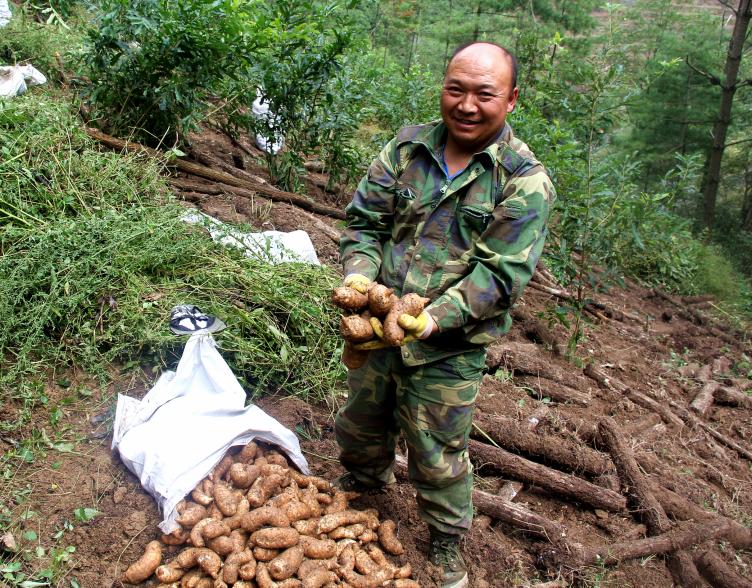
80,0,266,144
225,0,357,192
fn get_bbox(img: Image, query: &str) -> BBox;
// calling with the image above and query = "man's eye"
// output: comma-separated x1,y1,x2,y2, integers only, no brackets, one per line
478,93,495,101
446,88,463,96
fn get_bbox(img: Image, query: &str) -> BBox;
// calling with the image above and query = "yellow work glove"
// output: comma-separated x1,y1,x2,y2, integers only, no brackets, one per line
369,317,384,339
353,317,389,350
398,311,435,340
343,274,371,294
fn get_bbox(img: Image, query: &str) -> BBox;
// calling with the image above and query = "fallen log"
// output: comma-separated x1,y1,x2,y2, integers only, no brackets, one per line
584,364,685,430
652,485,752,550
472,414,613,477
468,440,627,512
695,549,752,588
650,289,745,347
191,148,269,187
669,401,752,462
393,456,570,545
690,381,720,416
86,128,347,220
681,295,716,305
715,386,752,409
597,418,670,533
597,417,702,586
696,364,713,383
668,551,712,588
540,518,735,568
678,363,700,378
471,489,570,545
486,342,590,394
515,375,591,406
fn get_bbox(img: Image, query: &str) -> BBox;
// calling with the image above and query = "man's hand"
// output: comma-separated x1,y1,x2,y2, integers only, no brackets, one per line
398,311,436,340
343,274,371,294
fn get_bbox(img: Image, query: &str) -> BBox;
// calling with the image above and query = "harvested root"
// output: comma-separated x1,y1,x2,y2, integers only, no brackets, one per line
340,314,374,343
268,545,305,580
210,455,235,482
241,505,291,533
161,528,190,546
331,287,368,312
377,520,404,555
300,536,337,559
301,568,337,588
368,284,395,317
176,503,208,527
228,463,261,489
123,540,163,583
318,509,370,534
383,293,430,346
251,527,300,549
134,440,418,586
248,473,286,507
213,481,242,516
190,518,230,548
254,546,281,561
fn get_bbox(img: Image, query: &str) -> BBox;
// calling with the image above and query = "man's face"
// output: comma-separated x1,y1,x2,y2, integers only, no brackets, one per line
440,46,519,154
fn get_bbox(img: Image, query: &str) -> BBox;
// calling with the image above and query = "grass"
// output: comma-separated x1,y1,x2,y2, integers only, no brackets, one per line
0,93,345,408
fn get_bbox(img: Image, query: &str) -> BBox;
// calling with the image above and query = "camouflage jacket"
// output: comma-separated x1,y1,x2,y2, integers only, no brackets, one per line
340,121,555,366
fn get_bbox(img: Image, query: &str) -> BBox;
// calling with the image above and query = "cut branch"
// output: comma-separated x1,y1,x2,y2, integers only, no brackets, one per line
86,128,347,220
695,549,752,588
584,364,685,430
541,518,736,568
669,400,752,462
472,414,613,477
652,484,752,550
394,455,571,545
468,439,627,512
690,381,721,416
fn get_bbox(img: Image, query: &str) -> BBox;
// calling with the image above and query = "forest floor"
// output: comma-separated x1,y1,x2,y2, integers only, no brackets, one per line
2,130,751,588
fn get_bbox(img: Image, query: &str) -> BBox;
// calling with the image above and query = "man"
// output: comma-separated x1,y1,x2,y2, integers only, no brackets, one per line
335,42,555,588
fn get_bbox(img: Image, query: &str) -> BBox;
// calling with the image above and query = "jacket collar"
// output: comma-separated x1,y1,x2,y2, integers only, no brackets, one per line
401,121,514,167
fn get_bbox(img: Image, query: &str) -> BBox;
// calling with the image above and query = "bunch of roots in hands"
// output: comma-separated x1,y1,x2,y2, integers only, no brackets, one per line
331,284,429,369
121,441,418,587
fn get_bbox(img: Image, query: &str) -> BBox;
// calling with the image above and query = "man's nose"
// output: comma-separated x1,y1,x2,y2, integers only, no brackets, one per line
457,93,478,113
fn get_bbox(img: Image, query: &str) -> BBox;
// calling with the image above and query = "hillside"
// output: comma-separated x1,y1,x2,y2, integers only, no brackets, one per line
2,127,749,588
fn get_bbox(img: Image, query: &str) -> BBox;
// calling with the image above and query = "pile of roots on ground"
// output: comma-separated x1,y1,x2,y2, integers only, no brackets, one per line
121,441,418,587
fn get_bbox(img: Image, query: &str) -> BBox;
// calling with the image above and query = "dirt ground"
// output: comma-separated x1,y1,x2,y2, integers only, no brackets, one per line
1,131,750,588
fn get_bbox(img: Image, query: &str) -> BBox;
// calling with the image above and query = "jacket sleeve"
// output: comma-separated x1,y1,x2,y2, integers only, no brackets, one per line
426,166,556,332
339,138,400,280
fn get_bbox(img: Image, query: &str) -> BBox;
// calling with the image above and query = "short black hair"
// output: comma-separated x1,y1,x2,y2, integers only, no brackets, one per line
447,41,518,90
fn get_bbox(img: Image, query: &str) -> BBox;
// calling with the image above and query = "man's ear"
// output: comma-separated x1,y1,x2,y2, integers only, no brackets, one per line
507,87,519,113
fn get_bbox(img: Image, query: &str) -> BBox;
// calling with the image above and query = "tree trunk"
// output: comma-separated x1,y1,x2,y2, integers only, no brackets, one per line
742,159,752,230
701,0,751,229
473,1,481,40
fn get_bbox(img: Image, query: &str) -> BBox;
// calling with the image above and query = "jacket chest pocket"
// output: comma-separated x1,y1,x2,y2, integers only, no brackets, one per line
459,205,493,235
457,177,497,236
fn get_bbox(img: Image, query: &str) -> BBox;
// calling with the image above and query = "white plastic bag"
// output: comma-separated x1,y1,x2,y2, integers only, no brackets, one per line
183,210,320,265
252,90,284,154
0,64,47,98
112,333,309,533
0,0,11,28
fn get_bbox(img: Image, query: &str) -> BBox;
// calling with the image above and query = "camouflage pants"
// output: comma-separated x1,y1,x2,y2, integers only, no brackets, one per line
335,347,486,535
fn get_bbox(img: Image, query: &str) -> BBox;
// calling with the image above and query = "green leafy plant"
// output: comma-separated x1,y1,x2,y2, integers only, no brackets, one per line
225,0,357,191
80,0,268,144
